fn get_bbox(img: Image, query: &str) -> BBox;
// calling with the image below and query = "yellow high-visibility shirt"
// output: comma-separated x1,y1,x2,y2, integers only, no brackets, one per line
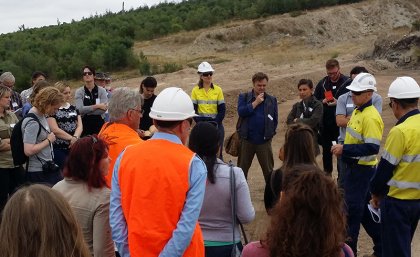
344,104,384,166
191,84,224,119
382,113,420,200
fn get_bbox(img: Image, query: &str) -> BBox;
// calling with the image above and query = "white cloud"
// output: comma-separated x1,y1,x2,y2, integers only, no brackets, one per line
1,0,179,34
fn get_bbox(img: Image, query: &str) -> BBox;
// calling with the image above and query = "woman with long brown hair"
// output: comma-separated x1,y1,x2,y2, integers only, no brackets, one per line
264,123,318,212
0,184,91,257
243,165,353,257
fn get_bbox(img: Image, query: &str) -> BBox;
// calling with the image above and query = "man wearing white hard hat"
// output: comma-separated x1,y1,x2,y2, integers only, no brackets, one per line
370,77,420,257
331,73,384,256
109,87,207,257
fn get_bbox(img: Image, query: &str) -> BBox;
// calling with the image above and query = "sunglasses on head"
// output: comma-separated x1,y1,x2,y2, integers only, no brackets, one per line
83,72,93,76
201,72,213,77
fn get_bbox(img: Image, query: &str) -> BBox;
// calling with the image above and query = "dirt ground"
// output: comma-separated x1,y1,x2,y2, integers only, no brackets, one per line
107,0,420,255
115,66,420,257
233,69,420,257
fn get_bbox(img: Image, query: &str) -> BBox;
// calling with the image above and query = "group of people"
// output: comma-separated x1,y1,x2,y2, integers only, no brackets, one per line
0,58,418,257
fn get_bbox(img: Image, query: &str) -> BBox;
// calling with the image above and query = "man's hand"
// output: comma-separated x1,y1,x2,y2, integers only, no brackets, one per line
370,194,382,209
331,144,343,156
326,98,337,106
252,93,264,108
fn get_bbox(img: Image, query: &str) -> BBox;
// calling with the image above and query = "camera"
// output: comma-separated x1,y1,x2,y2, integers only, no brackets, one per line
42,160,60,174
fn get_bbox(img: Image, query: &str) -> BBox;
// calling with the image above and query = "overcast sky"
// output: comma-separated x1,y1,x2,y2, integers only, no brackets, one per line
1,1,180,35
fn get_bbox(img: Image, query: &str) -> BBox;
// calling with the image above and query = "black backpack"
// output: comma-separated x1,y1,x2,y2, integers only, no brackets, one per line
10,113,42,166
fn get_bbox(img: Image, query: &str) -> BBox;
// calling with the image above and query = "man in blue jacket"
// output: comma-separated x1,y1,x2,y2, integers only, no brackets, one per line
237,72,278,182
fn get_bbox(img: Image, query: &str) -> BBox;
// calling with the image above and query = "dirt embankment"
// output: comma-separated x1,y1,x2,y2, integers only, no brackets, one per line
115,1,420,256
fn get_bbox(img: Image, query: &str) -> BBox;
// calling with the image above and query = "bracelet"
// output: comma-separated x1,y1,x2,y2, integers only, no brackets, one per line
72,135,79,140
46,138,51,144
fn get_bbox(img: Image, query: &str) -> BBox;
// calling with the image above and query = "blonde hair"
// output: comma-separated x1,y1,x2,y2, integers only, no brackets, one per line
0,85,11,99
54,81,70,93
32,87,64,114
29,80,51,103
0,184,91,257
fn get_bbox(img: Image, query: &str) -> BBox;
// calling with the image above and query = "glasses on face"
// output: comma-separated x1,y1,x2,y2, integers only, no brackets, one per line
351,91,363,96
201,72,213,77
389,101,393,108
327,69,339,77
129,108,144,115
83,72,93,76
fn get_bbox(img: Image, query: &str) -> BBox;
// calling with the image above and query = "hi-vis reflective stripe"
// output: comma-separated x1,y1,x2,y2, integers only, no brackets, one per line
365,138,381,146
388,179,420,190
347,127,380,145
349,155,376,162
197,113,217,118
401,154,420,163
359,155,377,162
382,150,399,165
196,100,224,105
347,127,363,141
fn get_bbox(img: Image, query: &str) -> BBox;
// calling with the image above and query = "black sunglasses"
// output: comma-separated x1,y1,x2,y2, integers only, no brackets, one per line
201,72,213,77
83,72,93,76
351,91,363,96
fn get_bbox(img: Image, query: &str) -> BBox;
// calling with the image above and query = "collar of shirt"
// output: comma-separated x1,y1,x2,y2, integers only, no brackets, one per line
356,99,372,112
198,83,214,89
151,131,182,144
396,109,420,126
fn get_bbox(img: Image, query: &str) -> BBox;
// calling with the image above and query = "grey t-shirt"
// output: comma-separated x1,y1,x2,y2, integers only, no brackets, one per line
22,111,52,172
198,159,255,242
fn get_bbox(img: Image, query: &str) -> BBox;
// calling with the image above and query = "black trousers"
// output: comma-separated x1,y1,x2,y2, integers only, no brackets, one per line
320,126,339,174
0,166,26,212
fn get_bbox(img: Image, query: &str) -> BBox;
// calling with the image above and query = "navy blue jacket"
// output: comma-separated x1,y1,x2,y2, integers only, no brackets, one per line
237,90,278,144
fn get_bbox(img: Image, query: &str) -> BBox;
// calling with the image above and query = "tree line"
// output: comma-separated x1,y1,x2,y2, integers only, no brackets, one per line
0,0,363,91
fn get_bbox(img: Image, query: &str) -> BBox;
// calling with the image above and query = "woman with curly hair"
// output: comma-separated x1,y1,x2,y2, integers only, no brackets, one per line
243,164,353,257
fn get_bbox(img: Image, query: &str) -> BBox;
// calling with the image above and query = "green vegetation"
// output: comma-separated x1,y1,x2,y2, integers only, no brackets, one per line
412,20,420,31
0,0,363,91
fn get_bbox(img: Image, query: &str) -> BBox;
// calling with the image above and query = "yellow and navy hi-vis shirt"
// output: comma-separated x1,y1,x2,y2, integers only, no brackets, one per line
343,100,384,166
381,112,420,199
191,83,225,119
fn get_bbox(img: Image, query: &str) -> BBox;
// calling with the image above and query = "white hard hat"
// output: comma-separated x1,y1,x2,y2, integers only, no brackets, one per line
197,61,214,73
346,73,377,92
149,87,197,121
388,76,420,99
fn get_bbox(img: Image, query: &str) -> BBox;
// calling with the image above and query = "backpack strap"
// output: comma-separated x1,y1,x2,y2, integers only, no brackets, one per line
24,113,54,164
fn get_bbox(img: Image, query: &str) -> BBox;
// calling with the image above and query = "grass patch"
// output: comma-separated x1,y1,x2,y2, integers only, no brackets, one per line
412,20,420,31
290,10,304,17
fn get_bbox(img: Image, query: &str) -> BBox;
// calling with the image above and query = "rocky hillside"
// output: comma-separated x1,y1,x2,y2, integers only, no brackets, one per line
124,0,420,119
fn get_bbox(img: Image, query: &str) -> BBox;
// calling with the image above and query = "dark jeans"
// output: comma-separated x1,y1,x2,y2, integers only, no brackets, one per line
343,163,375,257
81,115,104,137
381,197,420,257
320,127,339,174
205,242,243,257
0,166,26,212
26,170,63,187
53,148,69,171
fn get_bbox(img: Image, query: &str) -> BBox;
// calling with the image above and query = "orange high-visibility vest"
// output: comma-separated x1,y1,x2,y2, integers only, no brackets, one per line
98,122,143,187
118,139,204,257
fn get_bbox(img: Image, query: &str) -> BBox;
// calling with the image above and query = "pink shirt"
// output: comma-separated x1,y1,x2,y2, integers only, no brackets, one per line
241,241,354,257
